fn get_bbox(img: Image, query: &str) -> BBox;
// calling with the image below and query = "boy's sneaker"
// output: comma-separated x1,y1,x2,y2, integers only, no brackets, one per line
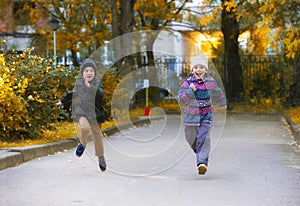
197,164,207,175
98,156,106,171
75,143,85,157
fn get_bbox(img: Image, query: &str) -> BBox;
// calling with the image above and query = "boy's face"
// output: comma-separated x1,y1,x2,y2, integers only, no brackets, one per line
192,64,208,80
83,67,95,81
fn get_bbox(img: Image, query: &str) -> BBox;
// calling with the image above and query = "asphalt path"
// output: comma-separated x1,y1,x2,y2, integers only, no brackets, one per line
1,114,300,206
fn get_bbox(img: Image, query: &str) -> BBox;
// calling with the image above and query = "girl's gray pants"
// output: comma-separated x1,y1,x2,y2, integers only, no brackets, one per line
184,122,211,166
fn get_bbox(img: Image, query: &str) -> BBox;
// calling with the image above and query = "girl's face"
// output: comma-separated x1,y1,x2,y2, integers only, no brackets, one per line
192,64,208,80
83,67,95,81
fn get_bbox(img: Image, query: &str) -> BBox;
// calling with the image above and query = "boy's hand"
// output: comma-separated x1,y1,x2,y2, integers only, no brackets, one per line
221,105,227,110
84,78,91,88
56,101,63,106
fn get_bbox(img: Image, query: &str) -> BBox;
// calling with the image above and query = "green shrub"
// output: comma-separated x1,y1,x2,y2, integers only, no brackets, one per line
0,48,76,140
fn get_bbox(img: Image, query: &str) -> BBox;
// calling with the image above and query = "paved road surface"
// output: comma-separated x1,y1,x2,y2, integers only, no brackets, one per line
1,114,300,206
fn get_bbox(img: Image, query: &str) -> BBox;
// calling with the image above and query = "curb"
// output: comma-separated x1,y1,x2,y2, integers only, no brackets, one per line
0,150,23,170
0,116,165,170
282,115,300,149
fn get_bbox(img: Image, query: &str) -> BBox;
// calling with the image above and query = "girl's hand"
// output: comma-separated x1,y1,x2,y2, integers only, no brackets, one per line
190,83,196,91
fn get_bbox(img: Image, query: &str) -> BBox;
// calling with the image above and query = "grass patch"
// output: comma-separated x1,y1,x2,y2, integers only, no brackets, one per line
0,104,174,148
0,121,116,148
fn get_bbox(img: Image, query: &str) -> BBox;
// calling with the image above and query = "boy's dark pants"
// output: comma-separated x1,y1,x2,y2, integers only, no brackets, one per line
184,122,211,166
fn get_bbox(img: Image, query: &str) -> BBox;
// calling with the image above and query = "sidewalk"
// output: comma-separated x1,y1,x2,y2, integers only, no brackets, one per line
1,113,300,206
0,116,164,170
0,113,299,171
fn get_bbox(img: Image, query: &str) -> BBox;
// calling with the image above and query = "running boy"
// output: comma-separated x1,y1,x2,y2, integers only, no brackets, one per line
57,59,106,171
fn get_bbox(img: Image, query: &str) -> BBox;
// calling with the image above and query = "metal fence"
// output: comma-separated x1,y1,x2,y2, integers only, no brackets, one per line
215,55,299,104
159,54,300,105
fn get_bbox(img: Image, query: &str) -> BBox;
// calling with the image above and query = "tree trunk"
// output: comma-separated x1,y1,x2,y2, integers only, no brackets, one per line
288,54,300,105
221,0,244,102
111,0,136,77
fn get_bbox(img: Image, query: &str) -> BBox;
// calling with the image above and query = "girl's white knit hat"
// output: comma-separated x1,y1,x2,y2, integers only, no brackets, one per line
191,54,208,70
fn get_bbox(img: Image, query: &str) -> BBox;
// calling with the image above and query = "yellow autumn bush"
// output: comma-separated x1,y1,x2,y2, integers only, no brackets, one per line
0,47,130,143
0,62,29,137
0,49,77,140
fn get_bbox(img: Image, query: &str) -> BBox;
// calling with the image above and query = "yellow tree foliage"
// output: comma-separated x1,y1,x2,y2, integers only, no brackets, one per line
256,0,299,57
134,0,183,30
15,0,186,64
202,0,299,57
250,28,271,55
29,0,112,64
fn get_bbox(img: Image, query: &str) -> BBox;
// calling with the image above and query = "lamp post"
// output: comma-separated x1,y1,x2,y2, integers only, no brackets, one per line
141,32,149,116
49,18,60,65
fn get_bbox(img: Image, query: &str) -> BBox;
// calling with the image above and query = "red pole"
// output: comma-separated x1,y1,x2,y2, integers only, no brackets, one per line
144,86,149,116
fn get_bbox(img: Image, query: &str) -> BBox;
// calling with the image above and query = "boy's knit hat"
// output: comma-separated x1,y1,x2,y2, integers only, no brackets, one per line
80,59,97,75
191,54,208,70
